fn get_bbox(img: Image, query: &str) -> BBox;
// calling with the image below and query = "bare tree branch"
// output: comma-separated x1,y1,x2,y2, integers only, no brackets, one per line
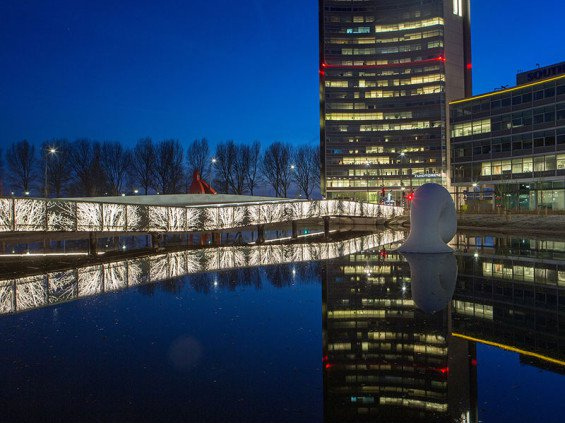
6,140,37,194
100,141,132,195
131,137,157,195
186,138,211,181
155,139,184,194
261,142,293,197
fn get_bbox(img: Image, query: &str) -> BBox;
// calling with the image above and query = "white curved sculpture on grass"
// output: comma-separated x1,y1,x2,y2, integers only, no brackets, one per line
402,253,457,314
398,183,456,253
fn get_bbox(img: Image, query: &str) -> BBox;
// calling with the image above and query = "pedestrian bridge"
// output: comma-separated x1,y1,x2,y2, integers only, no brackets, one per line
0,194,405,235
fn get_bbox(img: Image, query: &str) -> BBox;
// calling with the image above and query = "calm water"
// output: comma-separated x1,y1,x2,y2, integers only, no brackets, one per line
0,232,564,422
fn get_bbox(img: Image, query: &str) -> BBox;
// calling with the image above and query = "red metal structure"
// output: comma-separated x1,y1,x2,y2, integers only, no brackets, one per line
188,170,217,195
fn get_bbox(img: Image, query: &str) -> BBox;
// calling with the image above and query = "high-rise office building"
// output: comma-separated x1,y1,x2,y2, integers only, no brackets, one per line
319,0,472,203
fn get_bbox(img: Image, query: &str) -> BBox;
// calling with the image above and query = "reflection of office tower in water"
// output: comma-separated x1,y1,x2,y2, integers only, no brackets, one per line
451,234,565,370
322,251,477,422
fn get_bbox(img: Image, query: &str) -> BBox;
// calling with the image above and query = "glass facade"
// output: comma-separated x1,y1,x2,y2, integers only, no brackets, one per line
450,72,565,211
320,0,472,204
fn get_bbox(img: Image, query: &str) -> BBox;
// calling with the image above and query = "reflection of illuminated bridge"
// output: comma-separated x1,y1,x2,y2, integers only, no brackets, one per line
0,194,404,240
0,231,405,315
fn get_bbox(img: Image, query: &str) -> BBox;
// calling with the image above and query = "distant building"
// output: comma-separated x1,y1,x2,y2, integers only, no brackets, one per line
449,62,565,211
319,0,472,204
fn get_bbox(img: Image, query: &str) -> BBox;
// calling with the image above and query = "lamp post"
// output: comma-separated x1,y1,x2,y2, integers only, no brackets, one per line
43,147,57,198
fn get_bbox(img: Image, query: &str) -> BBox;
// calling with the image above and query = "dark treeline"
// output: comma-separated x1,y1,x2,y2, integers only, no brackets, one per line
0,138,320,199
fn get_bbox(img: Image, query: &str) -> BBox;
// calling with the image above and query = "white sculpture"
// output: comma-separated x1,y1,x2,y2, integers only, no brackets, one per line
402,253,457,314
397,183,457,253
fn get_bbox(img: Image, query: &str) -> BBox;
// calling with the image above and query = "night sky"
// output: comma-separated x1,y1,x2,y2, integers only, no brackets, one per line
1,0,564,147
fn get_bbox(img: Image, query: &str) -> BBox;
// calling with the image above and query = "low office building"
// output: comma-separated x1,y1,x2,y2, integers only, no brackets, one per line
449,62,565,211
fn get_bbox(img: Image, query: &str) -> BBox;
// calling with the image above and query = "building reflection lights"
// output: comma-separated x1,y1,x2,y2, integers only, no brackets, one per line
323,250,476,422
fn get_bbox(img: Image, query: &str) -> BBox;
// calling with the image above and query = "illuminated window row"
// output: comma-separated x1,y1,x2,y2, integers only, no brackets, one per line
380,397,448,412
362,299,415,307
326,179,436,188
346,168,437,178
328,342,352,351
328,37,376,45
341,44,423,55
480,154,565,176
376,29,443,44
375,17,444,33
368,332,445,345
327,112,384,121
326,65,441,78
365,85,444,98
326,111,413,121
482,262,564,285
453,300,494,320
451,118,491,137
327,15,375,24
360,121,442,131
334,56,432,67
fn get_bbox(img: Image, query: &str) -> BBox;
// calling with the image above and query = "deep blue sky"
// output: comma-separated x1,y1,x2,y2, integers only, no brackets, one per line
1,0,564,148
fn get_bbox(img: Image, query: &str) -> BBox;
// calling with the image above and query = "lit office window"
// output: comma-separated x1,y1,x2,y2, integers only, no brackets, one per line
453,0,463,17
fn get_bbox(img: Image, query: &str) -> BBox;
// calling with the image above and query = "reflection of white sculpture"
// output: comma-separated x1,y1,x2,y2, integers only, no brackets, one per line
398,183,456,253
403,253,457,314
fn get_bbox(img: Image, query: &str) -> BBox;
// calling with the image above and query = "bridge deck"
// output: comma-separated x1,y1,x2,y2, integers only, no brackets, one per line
0,196,405,234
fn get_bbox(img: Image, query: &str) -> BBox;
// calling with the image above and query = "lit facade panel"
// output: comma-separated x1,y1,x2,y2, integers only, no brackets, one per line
449,68,565,211
320,0,472,203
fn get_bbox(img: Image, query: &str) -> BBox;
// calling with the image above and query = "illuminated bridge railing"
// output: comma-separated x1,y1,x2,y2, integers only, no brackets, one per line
0,198,404,233
0,231,405,315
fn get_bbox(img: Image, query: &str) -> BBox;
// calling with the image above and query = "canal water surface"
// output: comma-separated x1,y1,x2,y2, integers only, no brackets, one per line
0,231,563,422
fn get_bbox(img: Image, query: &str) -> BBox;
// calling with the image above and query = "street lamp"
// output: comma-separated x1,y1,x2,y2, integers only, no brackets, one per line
43,146,58,198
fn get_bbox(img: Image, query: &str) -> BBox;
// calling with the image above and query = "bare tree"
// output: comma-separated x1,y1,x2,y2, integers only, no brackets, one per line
155,139,184,194
0,148,4,195
100,141,132,195
41,139,72,197
293,145,318,199
213,141,237,194
186,138,211,181
231,142,247,195
261,142,293,197
244,140,261,195
68,139,107,196
131,137,156,195
6,140,37,194
214,140,255,195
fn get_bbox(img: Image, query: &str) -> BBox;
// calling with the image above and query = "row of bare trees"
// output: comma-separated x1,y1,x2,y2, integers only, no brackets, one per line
0,138,321,199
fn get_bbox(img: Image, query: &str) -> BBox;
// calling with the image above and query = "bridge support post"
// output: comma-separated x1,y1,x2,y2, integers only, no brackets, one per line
88,232,97,257
323,217,330,239
291,221,298,239
257,225,265,244
151,233,162,250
